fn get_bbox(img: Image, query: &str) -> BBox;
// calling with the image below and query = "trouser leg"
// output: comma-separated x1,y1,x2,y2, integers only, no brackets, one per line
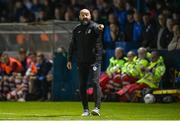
78,64,89,110
90,63,101,109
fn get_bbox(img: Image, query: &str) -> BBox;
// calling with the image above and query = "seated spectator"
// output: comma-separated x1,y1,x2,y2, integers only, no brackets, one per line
31,0,43,19
141,12,157,49
41,0,54,20
92,9,103,24
156,14,173,49
104,12,119,30
166,18,174,36
95,0,110,19
54,7,65,20
0,53,27,101
64,7,76,21
110,23,125,42
116,51,166,101
134,47,150,79
166,18,174,43
105,47,149,94
6,74,28,101
172,12,179,25
104,23,124,49
112,51,137,87
125,10,134,42
103,13,120,49
168,24,180,50
12,1,28,22
1,53,24,75
99,47,126,92
36,9,47,22
112,0,127,32
132,12,143,44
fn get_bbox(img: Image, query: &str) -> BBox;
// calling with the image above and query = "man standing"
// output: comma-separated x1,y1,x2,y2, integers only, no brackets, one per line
67,9,104,116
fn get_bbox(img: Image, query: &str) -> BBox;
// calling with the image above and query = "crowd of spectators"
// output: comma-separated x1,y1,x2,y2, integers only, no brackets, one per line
99,47,166,102
0,49,53,101
0,0,179,50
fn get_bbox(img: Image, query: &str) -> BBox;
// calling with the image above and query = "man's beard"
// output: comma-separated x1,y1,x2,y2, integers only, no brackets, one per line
81,19,90,25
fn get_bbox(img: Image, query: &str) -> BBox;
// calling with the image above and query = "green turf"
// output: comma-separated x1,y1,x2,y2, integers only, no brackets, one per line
0,102,180,120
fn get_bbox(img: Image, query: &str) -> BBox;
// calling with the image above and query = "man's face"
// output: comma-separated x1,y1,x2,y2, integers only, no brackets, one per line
151,52,158,62
138,49,146,59
79,9,91,25
127,14,133,22
158,15,166,27
110,24,119,33
173,25,179,36
108,13,116,24
166,18,173,31
115,49,123,59
127,52,134,61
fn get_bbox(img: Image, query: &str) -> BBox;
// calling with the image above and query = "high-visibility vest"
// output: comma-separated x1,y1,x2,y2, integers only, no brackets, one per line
134,57,149,78
122,60,138,77
2,57,23,74
137,57,166,88
26,62,37,75
106,57,126,74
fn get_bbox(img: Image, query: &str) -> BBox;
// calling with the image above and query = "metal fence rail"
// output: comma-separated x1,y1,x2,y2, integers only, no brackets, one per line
0,20,78,54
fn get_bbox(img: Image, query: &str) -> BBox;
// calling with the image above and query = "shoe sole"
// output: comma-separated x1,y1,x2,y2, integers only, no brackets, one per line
81,115,90,117
81,113,90,117
91,111,100,116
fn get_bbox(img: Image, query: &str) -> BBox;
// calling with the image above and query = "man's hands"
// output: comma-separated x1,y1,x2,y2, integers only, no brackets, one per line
67,61,72,70
98,24,104,31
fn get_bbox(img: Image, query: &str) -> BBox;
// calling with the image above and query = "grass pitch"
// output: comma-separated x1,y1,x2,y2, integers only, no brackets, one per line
0,102,180,120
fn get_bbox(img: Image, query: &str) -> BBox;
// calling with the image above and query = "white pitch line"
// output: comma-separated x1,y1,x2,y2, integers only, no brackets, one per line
0,112,16,115
1,113,180,121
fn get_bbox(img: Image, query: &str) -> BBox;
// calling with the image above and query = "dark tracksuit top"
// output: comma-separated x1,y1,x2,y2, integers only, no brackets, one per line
68,21,102,64
67,21,102,110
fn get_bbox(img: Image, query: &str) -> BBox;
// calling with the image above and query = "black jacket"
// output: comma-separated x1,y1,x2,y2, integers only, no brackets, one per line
157,27,173,49
37,60,52,80
125,21,134,42
142,22,157,48
68,21,102,64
